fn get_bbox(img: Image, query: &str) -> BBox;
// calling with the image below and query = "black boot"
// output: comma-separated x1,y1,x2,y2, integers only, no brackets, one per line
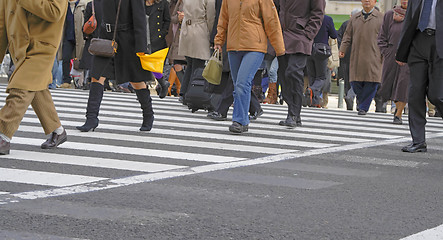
76,82,104,132
156,77,170,99
375,95,387,113
135,88,154,131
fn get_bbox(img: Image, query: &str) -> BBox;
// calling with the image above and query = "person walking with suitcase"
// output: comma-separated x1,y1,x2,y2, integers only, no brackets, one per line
214,0,285,134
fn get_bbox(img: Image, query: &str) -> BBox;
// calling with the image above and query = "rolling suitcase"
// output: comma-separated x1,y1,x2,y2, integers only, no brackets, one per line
185,68,221,113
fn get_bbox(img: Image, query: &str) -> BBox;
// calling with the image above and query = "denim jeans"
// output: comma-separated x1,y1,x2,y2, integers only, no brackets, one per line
49,58,63,89
265,57,278,84
228,51,265,126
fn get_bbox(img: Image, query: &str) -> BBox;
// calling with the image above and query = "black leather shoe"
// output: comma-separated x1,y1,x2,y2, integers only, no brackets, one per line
0,139,10,155
229,122,248,134
41,129,67,149
76,118,98,132
249,109,264,120
279,115,296,128
402,142,427,153
295,116,302,127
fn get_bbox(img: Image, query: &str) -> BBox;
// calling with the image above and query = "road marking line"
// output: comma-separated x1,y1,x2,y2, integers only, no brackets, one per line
3,133,442,205
0,192,9,195
3,150,187,173
20,117,337,149
400,224,443,240
0,168,107,187
18,125,295,155
11,137,244,163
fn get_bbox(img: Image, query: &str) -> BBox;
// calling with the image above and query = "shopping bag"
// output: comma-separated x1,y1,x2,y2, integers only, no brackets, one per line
137,48,169,73
202,49,223,85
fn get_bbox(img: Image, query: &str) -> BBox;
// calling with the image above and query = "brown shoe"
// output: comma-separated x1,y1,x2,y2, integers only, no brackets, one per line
60,83,72,89
0,139,10,155
41,129,67,149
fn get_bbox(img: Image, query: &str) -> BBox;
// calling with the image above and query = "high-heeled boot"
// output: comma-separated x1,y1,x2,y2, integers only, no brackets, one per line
156,76,170,99
135,88,154,131
76,82,104,132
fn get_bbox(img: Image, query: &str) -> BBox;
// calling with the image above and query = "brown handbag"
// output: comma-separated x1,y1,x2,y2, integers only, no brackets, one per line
88,0,122,57
83,0,97,35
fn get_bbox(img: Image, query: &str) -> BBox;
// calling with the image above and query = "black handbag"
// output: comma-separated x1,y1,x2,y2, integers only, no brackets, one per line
88,0,122,57
311,43,332,59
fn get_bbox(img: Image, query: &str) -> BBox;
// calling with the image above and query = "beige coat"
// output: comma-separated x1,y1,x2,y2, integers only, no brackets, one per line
178,0,215,61
0,0,68,91
340,9,384,83
57,0,87,60
214,0,285,56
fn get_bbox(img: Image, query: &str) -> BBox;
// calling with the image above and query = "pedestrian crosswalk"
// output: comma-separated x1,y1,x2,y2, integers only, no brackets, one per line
0,84,442,203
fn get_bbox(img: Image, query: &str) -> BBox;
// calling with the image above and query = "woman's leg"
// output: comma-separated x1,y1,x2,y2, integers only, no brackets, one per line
131,81,154,131
76,77,105,132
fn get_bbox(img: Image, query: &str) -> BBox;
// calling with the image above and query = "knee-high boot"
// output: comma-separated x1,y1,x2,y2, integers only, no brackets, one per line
76,82,104,132
135,88,154,131
156,76,170,99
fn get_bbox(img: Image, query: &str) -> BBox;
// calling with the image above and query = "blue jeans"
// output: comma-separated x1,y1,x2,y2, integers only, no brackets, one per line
351,81,379,112
228,51,265,126
265,57,278,84
49,58,63,89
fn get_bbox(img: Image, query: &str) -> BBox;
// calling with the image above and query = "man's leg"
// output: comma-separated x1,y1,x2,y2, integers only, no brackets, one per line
0,89,36,139
285,54,307,117
31,89,62,135
61,40,75,86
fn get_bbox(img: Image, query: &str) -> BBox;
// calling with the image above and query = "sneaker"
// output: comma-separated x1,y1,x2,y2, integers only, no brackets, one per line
295,116,302,127
249,109,264,120
279,115,296,128
207,111,217,118
393,116,402,125
229,122,248,134
60,83,72,89
212,112,227,121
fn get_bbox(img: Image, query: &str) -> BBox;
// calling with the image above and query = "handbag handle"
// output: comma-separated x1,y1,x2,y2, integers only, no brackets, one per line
92,0,95,17
213,49,222,61
112,0,123,43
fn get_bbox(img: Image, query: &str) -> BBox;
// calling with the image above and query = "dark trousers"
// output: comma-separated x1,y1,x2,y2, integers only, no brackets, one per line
306,55,328,105
408,31,443,144
62,39,76,84
180,56,205,97
278,53,307,117
350,81,379,112
216,73,261,116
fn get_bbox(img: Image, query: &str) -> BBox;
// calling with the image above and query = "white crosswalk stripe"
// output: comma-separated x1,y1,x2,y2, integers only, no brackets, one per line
0,85,442,199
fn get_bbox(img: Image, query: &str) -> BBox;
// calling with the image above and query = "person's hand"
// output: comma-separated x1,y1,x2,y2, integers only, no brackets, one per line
214,44,222,51
339,51,345,58
177,11,184,23
396,60,406,66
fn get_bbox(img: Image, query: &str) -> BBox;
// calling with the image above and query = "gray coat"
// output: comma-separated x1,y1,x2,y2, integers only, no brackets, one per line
340,9,384,83
377,10,409,102
279,0,325,55
178,0,215,61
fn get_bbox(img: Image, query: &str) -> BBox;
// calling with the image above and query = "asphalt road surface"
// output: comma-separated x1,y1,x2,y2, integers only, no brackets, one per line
0,85,442,240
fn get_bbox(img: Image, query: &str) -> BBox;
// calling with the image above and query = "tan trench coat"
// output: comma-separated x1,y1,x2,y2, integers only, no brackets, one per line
0,0,67,92
340,10,384,83
178,0,215,61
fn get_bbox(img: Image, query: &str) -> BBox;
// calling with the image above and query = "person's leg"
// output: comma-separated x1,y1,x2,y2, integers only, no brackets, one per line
358,82,379,112
49,57,59,89
76,77,105,132
215,73,234,117
179,57,193,101
310,57,328,106
229,51,264,128
426,54,443,120
0,89,35,139
32,89,62,135
132,81,154,131
61,40,75,86
286,54,308,118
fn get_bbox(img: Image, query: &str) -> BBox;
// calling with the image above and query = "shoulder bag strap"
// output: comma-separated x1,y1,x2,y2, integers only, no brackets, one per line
112,0,123,42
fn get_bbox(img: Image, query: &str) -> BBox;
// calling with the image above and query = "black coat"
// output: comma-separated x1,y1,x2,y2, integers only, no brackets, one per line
91,0,151,83
146,0,171,53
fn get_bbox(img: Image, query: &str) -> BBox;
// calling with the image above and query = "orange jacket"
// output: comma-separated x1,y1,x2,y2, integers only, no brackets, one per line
214,0,285,56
